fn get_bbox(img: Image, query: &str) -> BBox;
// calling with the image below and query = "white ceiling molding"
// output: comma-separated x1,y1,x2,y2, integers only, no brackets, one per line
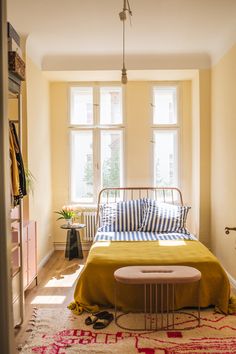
42,53,211,71
43,69,198,82
7,0,236,71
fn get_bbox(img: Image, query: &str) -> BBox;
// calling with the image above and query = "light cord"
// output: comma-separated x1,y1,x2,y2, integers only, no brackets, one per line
119,0,132,84
123,14,125,69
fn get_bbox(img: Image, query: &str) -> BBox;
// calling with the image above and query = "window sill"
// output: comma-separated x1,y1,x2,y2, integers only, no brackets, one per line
72,204,97,210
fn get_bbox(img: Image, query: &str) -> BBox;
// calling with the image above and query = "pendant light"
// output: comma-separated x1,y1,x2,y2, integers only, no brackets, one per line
119,0,132,84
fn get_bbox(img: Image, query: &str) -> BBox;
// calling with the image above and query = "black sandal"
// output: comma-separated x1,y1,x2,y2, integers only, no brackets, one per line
85,311,109,325
93,313,114,329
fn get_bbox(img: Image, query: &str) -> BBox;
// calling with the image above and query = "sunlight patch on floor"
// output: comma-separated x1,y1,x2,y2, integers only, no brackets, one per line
31,295,66,304
44,265,84,288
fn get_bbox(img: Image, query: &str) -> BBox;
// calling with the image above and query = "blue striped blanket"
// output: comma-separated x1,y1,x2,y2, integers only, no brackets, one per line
94,231,197,242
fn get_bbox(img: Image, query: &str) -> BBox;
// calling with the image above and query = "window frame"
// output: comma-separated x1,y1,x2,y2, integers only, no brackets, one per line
69,128,95,204
151,83,181,189
69,83,125,204
69,86,94,126
100,128,124,193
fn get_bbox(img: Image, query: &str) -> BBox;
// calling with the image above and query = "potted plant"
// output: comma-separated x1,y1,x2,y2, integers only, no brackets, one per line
55,205,76,225
25,168,36,195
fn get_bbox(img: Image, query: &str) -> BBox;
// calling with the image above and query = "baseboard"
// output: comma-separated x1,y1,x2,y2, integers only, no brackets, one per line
225,270,236,292
54,241,92,251
54,242,66,251
38,248,54,271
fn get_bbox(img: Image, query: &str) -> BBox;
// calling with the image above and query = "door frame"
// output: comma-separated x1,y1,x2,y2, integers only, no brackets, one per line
0,0,15,352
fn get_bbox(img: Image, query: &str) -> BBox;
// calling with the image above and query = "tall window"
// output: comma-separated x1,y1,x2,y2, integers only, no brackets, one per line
70,85,124,203
152,85,180,187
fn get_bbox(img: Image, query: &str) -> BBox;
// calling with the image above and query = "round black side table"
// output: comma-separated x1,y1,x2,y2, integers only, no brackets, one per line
60,223,86,261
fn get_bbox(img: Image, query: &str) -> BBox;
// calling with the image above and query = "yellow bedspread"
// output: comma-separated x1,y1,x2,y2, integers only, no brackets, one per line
71,240,231,314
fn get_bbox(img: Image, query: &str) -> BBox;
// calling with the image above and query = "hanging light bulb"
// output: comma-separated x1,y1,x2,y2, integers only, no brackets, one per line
121,67,127,84
119,0,132,84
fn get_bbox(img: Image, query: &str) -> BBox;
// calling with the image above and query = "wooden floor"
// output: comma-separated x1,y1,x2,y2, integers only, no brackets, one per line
15,250,88,348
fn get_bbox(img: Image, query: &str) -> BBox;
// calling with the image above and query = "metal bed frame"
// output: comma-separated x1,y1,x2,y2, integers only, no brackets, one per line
96,186,183,228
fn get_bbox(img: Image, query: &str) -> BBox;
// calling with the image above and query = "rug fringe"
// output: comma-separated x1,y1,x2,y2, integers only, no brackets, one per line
17,307,39,351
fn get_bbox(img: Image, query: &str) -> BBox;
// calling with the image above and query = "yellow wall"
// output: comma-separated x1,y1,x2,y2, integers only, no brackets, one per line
51,81,194,244
211,44,236,278
50,83,69,244
199,70,211,246
188,70,211,246
26,57,53,264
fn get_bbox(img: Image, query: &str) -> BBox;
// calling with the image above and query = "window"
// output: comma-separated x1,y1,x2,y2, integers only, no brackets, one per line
100,130,123,189
152,85,180,187
70,85,124,203
70,87,93,125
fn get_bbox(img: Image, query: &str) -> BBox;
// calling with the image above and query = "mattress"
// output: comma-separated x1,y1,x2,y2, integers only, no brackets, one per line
94,231,197,242
70,232,231,315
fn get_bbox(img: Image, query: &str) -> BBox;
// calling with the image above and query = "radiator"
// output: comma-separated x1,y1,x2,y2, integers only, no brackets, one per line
78,210,97,241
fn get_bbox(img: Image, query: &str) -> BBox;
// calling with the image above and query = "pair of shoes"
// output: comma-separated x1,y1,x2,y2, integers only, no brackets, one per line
85,311,114,329
85,311,109,325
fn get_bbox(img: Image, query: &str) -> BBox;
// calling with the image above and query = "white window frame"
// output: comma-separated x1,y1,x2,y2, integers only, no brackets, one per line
151,83,181,188
69,83,125,204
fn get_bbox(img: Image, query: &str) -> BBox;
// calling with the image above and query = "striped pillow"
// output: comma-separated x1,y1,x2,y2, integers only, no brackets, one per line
99,199,143,232
139,199,190,234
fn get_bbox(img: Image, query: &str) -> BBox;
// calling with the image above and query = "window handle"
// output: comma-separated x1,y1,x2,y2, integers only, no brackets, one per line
150,103,155,107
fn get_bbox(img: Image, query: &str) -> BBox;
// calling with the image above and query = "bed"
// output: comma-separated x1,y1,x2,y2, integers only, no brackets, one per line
69,187,232,315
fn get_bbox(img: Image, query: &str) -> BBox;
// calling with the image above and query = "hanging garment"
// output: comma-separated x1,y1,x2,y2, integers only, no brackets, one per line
9,122,27,206
9,125,20,198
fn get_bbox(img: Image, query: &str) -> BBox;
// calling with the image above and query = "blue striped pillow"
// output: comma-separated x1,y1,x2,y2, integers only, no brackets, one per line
99,199,143,232
139,199,190,234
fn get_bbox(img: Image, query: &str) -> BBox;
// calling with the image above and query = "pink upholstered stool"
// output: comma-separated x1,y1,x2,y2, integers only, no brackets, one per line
114,265,201,331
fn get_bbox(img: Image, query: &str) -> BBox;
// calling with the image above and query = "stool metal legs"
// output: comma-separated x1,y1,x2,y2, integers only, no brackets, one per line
114,281,201,331
144,283,175,330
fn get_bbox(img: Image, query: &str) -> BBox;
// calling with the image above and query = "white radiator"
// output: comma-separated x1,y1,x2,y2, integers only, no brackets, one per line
78,210,97,241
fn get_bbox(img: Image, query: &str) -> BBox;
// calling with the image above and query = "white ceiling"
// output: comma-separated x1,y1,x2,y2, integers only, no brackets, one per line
7,0,236,71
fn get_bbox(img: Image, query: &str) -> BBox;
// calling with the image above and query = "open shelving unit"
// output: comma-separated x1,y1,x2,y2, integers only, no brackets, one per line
8,74,25,327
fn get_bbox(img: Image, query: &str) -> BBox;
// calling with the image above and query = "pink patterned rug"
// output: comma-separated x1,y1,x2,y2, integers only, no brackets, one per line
19,308,236,353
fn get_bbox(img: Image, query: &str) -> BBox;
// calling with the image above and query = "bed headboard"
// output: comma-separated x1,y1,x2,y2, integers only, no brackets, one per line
96,187,183,228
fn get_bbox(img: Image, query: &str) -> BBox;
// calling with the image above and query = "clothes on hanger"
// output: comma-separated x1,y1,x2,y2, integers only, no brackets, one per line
9,121,27,206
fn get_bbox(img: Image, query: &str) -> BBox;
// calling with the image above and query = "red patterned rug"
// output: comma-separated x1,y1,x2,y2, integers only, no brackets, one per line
19,308,236,353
